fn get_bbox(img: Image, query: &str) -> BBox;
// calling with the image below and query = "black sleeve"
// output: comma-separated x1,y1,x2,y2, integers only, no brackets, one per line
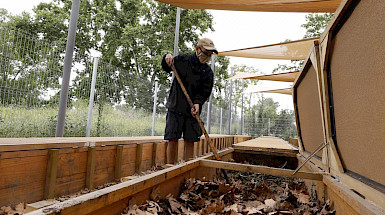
193,68,214,106
161,54,172,73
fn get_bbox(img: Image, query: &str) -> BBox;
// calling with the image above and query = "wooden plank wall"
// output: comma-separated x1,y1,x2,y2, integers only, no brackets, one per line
0,135,238,207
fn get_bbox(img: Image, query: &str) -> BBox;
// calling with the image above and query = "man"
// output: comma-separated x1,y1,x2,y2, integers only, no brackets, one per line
161,38,218,164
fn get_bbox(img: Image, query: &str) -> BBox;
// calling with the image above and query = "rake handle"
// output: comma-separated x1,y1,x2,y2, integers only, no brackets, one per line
170,65,220,160
171,64,229,182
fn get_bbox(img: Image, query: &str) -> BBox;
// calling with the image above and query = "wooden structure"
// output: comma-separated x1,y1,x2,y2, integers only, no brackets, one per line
292,0,385,213
24,145,328,215
233,136,299,169
2,0,385,214
0,135,234,208
156,0,385,213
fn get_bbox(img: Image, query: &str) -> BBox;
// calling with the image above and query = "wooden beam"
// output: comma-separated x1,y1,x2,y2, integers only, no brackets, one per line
199,159,323,181
164,142,168,164
44,149,59,199
115,145,123,180
152,142,158,167
323,176,385,215
301,153,385,210
28,148,234,215
234,149,298,158
86,147,96,189
135,143,143,174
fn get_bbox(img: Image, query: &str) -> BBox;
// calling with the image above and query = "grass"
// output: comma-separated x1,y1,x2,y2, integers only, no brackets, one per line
0,100,166,137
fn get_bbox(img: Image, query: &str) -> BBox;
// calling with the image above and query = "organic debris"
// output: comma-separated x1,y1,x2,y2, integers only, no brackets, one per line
122,173,335,215
54,165,165,202
0,203,25,215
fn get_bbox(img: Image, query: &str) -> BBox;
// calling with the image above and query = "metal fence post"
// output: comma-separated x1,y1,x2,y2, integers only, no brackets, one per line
241,80,244,135
172,7,181,80
207,93,212,133
207,56,215,134
86,57,99,137
152,81,159,136
55,0,80,137
220,108,223,134
228,67,234,135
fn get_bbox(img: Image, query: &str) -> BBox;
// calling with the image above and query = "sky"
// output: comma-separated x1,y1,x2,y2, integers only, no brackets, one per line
1,0,309,110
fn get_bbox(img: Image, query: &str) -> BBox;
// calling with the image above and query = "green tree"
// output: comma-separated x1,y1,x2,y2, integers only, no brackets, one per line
302,13,334,38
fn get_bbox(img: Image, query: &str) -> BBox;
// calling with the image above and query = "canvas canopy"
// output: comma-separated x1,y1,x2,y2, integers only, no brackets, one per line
156,0,341,12
227,71,299,82
256,88,292,95
219,38,318,60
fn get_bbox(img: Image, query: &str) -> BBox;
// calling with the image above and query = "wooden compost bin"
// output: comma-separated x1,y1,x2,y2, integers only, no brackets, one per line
293,0,385,213
0,135,235,208
23,137,330,215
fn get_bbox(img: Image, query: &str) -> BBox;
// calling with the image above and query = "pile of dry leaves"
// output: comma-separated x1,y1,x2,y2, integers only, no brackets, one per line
122,172,335,215
0,203,25,215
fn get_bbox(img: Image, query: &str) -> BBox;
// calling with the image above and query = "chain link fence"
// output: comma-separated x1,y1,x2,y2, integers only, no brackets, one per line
0,26,297,139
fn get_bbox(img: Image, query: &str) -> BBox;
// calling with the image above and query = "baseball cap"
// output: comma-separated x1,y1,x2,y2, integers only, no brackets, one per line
198,38,218,54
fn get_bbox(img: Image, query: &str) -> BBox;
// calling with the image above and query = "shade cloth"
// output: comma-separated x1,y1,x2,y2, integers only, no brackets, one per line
219,38,318,60
227,71,299,82
156,0,341,12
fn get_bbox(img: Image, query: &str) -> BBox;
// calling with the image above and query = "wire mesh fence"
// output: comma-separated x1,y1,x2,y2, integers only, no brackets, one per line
0,26,297,139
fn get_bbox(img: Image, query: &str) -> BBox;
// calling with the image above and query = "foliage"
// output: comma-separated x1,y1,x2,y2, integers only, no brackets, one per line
0,0,229,111
0,100,166,137
214,64,259,108
302,13,334,38
244,96,296,139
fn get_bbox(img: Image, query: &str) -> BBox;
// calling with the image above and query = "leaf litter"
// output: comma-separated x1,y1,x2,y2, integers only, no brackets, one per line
122,171,335,215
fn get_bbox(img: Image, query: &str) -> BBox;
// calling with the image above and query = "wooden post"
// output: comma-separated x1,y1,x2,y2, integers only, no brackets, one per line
165,142,168,165
135,143,143,173
44,149,59,199
86,147,96,189
175,140,180,163
193,142,198,158
115,145,123,181
215,138,219,150
152,142,158,167
207,139,210,153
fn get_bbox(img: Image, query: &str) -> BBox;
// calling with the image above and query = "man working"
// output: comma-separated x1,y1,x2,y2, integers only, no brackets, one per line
161,38,218,164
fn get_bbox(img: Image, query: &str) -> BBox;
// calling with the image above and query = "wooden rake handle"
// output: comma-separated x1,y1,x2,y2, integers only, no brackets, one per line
170,65,220,160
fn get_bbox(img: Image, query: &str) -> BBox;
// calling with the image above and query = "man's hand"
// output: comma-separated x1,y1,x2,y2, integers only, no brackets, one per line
165,54,174,67
191,104,199,116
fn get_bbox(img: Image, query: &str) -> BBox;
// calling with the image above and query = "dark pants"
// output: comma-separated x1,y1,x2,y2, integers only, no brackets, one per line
164,111,203,142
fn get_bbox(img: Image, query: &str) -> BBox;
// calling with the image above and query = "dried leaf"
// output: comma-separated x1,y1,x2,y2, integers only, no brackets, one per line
297,193,310,204
245,200,263,208
264,199,276,208
0,206,13,214
15,203,25,213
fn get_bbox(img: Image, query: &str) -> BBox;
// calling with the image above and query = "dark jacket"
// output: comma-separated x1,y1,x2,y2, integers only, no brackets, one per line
161,52,214,115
